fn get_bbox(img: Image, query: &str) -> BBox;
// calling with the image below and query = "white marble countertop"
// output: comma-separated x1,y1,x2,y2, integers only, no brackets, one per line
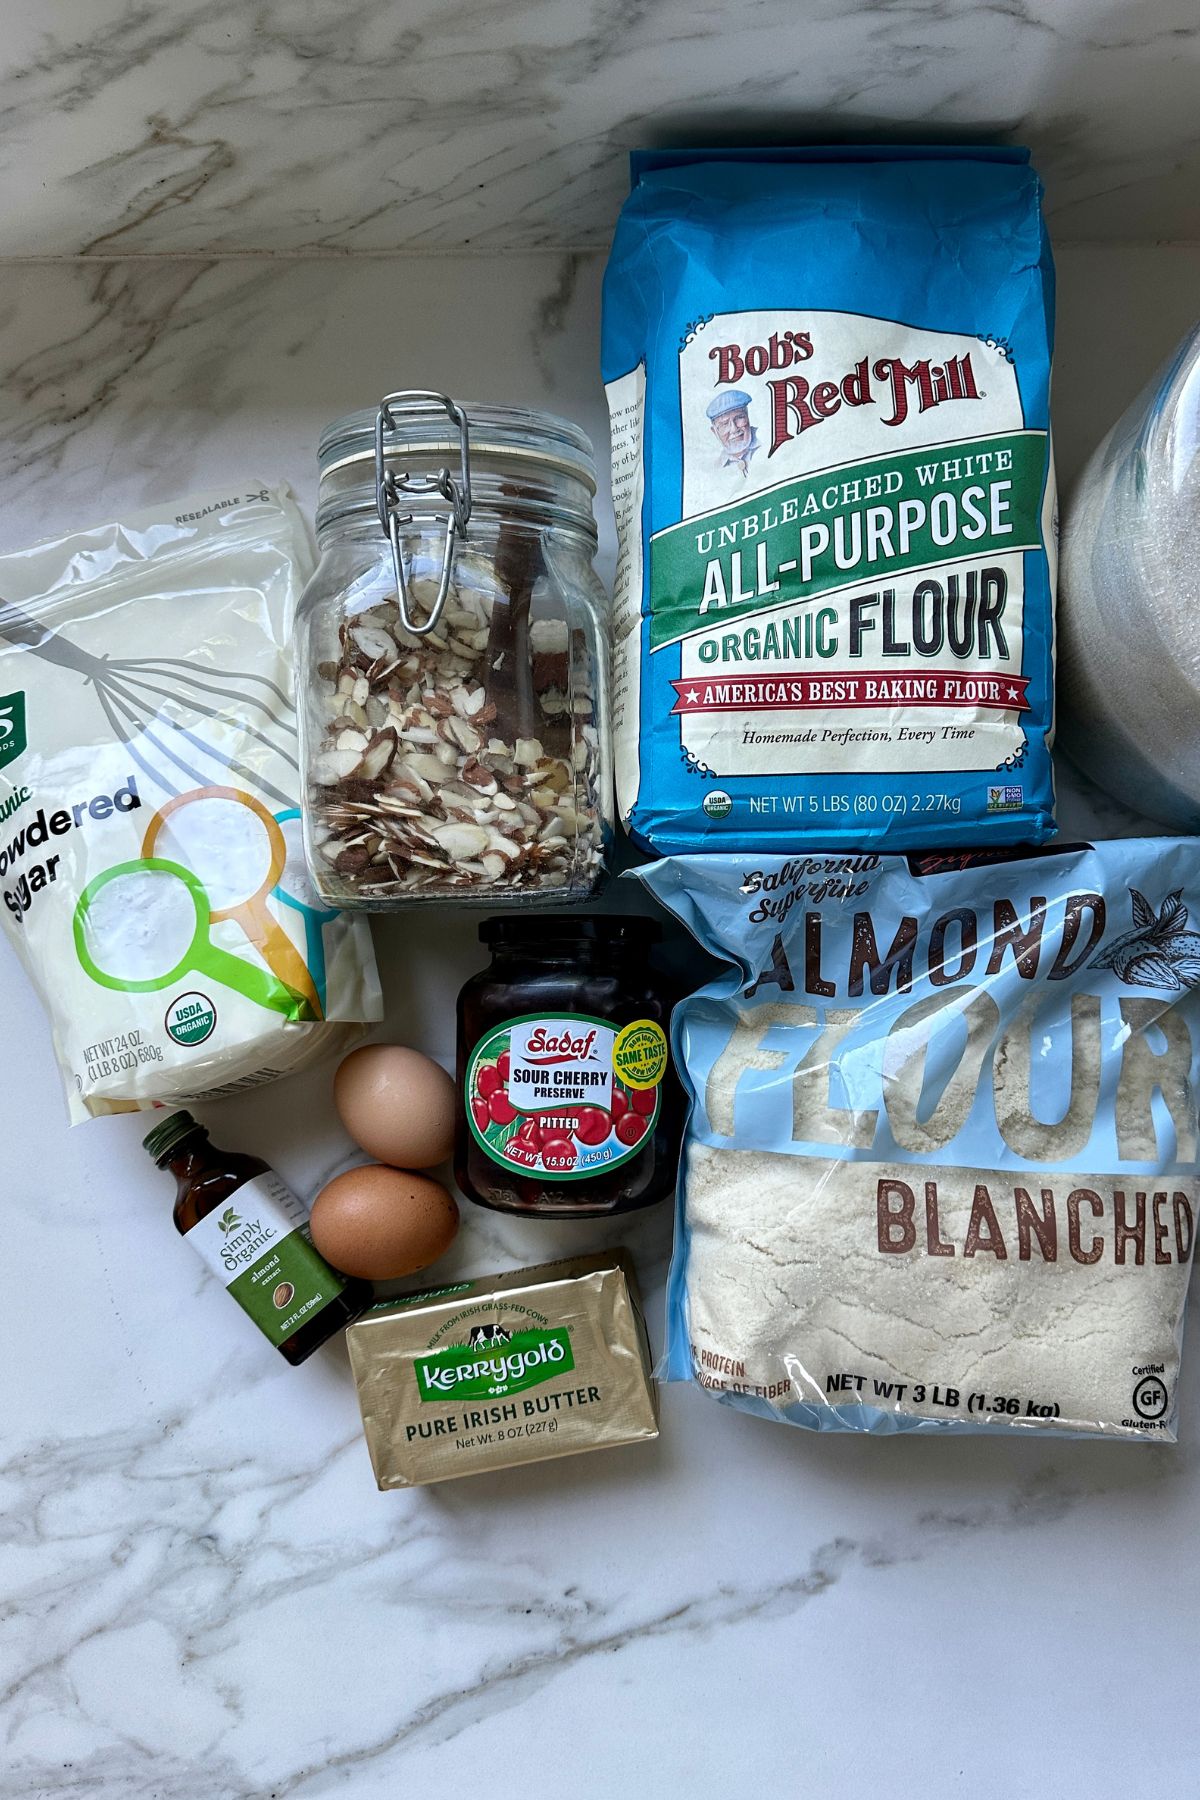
4,247,1200,1797
4,0,1200,253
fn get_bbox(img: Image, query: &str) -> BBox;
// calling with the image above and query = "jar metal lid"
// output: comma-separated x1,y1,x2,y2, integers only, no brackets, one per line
319,400,597,494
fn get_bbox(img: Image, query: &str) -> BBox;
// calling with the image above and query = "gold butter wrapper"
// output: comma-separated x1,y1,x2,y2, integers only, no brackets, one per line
347,1249,659,1489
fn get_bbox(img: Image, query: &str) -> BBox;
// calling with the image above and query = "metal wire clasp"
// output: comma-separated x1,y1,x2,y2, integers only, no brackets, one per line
374,390,472,636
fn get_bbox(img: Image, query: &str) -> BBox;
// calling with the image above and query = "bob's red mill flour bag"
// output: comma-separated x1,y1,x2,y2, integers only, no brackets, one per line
637,842,1200,1439
602,146,1057,855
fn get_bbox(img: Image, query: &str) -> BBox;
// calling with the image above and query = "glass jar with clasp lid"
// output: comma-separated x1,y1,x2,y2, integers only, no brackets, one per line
297,391,612,909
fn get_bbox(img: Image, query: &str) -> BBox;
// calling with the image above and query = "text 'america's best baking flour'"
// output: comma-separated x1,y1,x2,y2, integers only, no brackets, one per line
0,488,381,1122
637,843,1200,1439
602,146,1057,855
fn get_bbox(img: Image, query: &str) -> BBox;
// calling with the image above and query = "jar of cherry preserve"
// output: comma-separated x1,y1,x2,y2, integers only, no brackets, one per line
455,915,679,1218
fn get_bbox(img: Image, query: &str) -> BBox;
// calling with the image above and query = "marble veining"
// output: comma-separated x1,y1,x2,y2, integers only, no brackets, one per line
3,249,1200,1794
1,0,1199,257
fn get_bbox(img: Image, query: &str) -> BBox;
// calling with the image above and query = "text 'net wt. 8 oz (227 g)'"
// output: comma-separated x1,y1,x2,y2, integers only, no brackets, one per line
0,487,381,1122
636,843,1200,1439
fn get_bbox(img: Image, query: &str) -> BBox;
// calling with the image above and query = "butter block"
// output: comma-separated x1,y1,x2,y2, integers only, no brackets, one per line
347,1249,659,1488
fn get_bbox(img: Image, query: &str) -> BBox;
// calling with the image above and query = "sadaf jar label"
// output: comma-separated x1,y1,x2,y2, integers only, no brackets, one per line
465,1013,667,1179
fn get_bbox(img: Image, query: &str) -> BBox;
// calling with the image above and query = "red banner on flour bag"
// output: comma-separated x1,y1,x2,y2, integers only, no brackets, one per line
670,671,1030,714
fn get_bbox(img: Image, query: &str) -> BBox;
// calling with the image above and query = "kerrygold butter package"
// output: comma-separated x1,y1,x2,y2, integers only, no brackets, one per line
347,1251,658,1488
601,146,1057,856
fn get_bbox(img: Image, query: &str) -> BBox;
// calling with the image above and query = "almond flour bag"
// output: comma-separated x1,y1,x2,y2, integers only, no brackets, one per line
638,843,1200,1439
603,146,1057,855
0,487,381,1122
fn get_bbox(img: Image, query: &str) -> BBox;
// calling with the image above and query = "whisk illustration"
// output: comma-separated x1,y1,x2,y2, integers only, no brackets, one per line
0,601,298,807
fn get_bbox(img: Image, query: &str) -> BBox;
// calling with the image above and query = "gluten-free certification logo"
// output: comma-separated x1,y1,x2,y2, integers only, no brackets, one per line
1132,1369,1169,1422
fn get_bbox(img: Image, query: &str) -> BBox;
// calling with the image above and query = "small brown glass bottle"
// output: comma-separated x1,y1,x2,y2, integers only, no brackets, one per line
456,915,681,1219
144,1110,371,1365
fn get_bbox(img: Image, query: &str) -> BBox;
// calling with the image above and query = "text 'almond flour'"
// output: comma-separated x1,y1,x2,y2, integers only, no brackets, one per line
639,843,1200,1439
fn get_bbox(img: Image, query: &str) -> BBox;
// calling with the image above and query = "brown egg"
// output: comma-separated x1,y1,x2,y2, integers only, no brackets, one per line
310,1164,459,1281
334,1044,456,1169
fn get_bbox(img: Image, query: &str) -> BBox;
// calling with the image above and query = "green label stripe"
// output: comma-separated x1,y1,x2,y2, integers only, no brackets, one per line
415,1327,575,1402
648,431,1048,650
226,1227,345,1345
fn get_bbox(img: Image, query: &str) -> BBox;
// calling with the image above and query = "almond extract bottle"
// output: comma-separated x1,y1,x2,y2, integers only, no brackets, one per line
144,1110,371,1364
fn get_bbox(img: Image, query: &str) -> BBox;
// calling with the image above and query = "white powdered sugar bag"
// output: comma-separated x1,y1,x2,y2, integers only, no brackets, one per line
638,844,1200,1439
0,488,381,1122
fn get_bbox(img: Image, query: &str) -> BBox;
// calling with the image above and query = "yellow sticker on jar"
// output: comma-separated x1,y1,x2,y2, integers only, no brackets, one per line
613,1019,668,1090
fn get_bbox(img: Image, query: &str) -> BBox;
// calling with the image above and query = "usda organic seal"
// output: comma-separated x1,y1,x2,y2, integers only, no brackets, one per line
165,991,217,1046
702,789,733,820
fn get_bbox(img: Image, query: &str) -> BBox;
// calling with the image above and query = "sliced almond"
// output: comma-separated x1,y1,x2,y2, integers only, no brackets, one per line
314,748,362,783
356,729,399,781
485,829,523,862
460,758,499,794
452,685,488,719
353,624,397,662
399,752,455,785
445,717,482,755
431,822,489,859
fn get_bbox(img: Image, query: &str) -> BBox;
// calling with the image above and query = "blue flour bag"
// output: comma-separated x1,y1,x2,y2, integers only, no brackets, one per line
635,843,1200,1439
603,147,1057,856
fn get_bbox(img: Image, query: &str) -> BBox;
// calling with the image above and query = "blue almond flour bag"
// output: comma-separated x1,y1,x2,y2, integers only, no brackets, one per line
635,843,1200,1439
602,147,1057,855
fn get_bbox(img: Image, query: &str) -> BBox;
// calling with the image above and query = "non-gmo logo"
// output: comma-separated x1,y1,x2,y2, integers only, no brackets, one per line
702,789,733,820
0,691,28,773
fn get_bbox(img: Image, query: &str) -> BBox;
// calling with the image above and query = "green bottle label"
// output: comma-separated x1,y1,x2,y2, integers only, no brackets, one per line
186,1172,346,1346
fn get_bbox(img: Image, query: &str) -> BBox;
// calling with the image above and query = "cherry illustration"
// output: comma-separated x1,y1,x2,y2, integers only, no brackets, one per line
615,1111,649,1147
477,1064,502,1100
540,1135,578,1170
611,1088,628,1119
497,1051,511,1082
471,1097,491,1134
573,1108,611,1146
489,1091,517,1127
630,1085,657,1117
